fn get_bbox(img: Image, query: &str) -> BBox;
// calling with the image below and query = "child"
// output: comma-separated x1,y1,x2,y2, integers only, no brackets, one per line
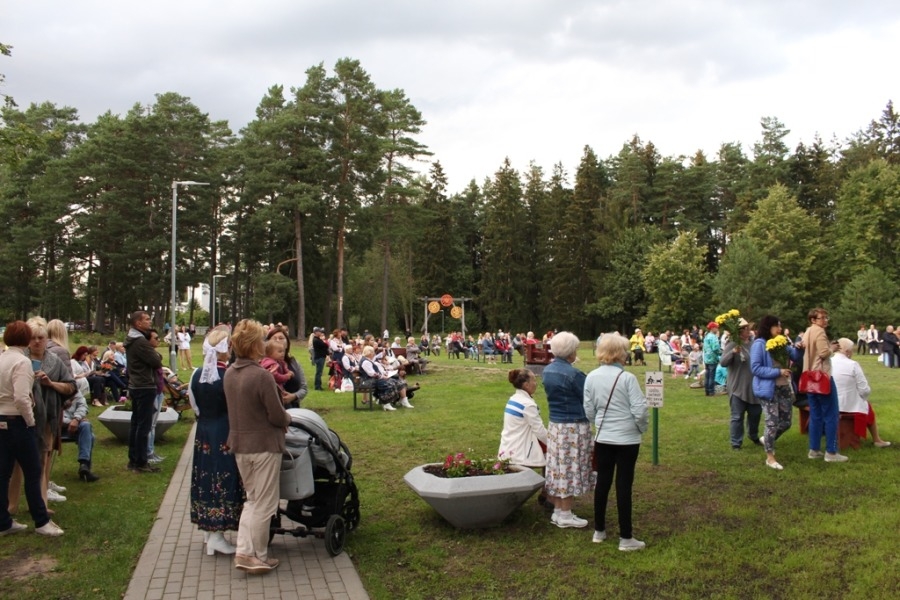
686,344,702,380
261,339,293,392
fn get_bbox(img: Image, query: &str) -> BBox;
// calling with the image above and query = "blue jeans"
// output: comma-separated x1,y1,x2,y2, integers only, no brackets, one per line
62,420,95,464
807,378,839,453
0,417,50,529
314,357,326,390
148,393,163,456
704,363,718,396
730,395,762,448
128,388,157,467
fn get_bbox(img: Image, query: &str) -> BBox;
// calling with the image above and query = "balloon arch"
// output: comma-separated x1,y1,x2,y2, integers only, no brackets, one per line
421,295,472,337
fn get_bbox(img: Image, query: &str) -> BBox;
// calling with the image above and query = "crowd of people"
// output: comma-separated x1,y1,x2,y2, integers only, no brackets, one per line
499,331,649,551
3,308,893,568
495,310,895,550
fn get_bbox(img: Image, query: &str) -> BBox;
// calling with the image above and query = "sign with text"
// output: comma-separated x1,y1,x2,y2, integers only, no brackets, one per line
644,371,664,408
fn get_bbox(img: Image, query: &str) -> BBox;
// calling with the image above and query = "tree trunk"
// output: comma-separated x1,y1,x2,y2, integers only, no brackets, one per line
336,215,346,329
294,210,306,339
381,239,390,334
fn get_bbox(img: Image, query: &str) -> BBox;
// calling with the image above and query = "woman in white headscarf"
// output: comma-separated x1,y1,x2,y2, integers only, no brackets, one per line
188,326,244,556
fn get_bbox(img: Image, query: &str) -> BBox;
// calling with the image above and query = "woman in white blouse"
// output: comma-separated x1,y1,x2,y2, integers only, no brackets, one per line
832,338,890,448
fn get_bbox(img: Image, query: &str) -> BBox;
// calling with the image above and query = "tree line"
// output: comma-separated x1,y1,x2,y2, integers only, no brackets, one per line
2,51,900,339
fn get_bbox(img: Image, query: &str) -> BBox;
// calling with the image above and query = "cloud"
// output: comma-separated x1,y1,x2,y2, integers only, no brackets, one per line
4,1,900,190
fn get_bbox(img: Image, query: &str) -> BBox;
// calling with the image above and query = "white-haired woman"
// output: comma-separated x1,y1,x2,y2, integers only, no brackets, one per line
833,338,891,448
584,333,648,551
359,345,413,411
190,326,244,556
541,331,593,528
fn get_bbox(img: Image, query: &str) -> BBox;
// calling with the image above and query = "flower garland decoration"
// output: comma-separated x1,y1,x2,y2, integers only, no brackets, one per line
714,309,743,346
766,334,790,367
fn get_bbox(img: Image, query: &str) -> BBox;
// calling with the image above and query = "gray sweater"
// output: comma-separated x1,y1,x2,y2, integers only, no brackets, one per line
719,340,757,404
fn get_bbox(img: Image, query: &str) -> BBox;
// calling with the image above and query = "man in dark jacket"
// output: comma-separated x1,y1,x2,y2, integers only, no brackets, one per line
124,310,162,473
311,328,329,391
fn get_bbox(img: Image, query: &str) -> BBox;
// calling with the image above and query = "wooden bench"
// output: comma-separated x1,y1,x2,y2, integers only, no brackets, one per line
392,347,426,374
797,405,861,451
353,376,376,411
524,344,552,377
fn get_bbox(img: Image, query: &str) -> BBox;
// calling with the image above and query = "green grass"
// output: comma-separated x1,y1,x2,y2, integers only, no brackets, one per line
3,343,899,599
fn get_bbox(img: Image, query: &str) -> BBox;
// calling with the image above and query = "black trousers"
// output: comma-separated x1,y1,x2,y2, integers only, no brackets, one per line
593,442,641,539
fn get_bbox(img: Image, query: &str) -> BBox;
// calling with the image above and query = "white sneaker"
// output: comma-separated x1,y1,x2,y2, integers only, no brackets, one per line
618,537,646,551
47,489,67,503
592,530,606,543
400,398,414,409
808,450,824,459
0,520,27,536
49,481,67,493
554,512,588,528
824,453,849,463
35,520,64,537
382,403,396,411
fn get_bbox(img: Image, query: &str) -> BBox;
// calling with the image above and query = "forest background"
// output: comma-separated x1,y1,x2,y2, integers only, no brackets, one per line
2,49,900,340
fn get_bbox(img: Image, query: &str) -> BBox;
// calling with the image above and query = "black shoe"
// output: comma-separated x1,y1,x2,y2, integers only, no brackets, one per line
79,465,100,482
131,464,160,473
750,436,763,446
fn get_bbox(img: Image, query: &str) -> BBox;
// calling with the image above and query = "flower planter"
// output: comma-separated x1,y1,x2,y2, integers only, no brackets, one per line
97,405,179,443
403,463,545,529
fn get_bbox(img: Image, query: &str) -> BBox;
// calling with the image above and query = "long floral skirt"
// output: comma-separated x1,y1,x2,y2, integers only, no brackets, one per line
190,414,245,532
545,421,595,498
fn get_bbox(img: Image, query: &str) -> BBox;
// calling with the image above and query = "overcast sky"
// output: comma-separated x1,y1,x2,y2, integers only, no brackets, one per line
4,1,899,191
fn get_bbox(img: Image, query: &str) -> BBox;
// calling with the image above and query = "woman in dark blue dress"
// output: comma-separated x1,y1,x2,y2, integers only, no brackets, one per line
189,326,244,555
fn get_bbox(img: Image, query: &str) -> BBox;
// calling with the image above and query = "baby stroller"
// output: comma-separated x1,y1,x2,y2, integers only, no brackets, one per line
269,409,360,556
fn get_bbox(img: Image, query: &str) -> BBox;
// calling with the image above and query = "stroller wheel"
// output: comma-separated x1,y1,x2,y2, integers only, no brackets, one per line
324,515,346,556
268,513,281,545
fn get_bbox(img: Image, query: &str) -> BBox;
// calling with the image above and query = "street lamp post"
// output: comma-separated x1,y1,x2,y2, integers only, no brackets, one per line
211,274,225,329
171,180,208,373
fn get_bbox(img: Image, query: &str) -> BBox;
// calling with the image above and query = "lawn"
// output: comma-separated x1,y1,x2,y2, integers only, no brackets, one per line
2,342,898,599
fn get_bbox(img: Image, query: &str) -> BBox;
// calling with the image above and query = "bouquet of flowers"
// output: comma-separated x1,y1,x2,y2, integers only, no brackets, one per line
714,309,743,346
438,451,512,478
766,334,790,367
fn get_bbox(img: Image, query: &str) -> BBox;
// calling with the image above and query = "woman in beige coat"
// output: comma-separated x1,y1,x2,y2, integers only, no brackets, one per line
224,320,292,574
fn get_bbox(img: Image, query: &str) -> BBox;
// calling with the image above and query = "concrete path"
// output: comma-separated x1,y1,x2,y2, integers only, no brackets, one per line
123,425,369,600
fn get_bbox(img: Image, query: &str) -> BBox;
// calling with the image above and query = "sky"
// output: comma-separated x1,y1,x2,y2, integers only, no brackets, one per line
4,1,900,192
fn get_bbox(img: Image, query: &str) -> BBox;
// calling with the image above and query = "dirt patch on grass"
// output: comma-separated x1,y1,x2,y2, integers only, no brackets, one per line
0,552,59,582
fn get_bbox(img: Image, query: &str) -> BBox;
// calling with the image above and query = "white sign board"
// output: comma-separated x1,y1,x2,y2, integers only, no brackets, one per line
644,371,664,408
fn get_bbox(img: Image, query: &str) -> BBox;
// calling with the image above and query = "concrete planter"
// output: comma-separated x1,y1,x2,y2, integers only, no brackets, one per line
97,405,179,443
403,463,545,529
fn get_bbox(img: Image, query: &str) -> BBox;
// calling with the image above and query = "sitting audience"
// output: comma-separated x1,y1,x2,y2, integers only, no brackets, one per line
359,345,414,411
833,338,891,448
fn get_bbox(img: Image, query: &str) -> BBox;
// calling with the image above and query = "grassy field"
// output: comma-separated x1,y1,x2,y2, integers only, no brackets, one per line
2,342,898,599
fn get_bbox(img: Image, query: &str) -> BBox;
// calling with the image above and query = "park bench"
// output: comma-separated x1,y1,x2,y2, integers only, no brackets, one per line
797,405,861,451
353,375,376,411
524,344,552,377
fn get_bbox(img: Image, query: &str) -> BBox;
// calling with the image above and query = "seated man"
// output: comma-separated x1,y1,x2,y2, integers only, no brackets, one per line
61,393,100,482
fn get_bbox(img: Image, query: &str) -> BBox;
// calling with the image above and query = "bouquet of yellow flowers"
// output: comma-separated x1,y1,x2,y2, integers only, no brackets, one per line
766,334,790,367
714,309,743,346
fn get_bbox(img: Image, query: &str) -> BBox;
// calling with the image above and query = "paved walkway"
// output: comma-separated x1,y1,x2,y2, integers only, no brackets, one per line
124,425,369,600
